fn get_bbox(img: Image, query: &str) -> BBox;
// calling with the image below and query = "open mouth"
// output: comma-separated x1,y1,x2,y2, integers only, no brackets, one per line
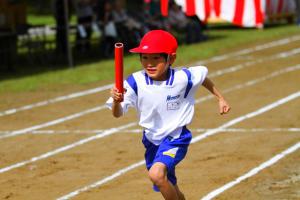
147,68,156,74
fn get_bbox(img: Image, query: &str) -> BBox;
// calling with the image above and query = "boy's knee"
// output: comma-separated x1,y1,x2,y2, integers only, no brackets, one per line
148,163,167,186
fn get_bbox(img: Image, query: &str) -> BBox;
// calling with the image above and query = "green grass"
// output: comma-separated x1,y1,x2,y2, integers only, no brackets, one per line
1,24,299,94
28,14,77,26
28,14,56,26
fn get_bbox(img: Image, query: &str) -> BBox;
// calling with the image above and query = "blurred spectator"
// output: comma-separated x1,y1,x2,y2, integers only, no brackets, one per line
93,0,107,22
53,0,73,57
112,0,144,49
295,0,300,26
143,0,169,30
75,0,94,52
98,1,118,58
168,1,205,44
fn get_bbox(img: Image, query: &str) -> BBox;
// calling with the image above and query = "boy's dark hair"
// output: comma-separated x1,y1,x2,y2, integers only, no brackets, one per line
160,53,169,61
139,53,169,61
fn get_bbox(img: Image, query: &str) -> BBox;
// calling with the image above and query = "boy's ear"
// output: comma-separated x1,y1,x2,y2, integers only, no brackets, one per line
169,53,177,64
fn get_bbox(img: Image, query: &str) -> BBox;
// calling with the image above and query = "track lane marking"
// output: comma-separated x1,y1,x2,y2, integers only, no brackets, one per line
0,128,299,135
1,35,299,117
200,142,300,200
0,122,137,174
0,64,299,174
195,35,300,64
56,91,300,200
0,105,107,139
1,50,300,140
208,48,300,78
0,84,113,117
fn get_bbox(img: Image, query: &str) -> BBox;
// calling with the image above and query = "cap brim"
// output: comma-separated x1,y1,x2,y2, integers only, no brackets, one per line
129,47,143,53
129,47,170,54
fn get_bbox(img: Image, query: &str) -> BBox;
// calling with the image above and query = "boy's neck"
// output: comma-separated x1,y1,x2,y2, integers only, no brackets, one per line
148,67,171,81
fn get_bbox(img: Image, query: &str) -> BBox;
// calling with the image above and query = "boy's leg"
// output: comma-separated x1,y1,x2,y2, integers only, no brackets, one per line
149,162,179,200
144,126,191,199
174,185,186,200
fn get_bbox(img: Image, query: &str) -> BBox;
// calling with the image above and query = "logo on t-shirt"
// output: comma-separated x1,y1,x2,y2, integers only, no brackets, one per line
167,102,180,110
166,94,180,110
166,94,180,101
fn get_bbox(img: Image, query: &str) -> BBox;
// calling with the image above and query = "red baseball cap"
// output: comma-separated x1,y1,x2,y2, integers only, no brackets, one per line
129,30,178,54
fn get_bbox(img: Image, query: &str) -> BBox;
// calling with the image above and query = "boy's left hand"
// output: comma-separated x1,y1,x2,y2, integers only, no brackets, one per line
219,98,231,115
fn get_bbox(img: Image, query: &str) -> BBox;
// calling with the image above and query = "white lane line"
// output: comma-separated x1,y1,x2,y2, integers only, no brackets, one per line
196,64,300,104
56,91,300,200
0,128,299,135
0,122,137,174
192,128,300,133
208,47,300,78
195,35,300,64
56,160,146,200
0,84,113,117
0,64,299,174
1,35,299,117
192,91,300,143
0,105,107,139
200,142,300,200
2,50,299,140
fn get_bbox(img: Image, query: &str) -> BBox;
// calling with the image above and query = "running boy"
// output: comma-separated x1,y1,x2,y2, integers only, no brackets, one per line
106,30,230,200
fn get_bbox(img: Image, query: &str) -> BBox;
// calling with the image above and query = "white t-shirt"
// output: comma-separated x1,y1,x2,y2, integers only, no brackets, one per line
106,66,208,145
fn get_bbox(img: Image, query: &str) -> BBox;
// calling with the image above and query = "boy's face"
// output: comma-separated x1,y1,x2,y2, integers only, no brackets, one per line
140,53,175,81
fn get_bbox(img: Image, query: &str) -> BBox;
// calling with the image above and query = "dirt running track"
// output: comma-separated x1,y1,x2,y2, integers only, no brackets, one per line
0,34,299,200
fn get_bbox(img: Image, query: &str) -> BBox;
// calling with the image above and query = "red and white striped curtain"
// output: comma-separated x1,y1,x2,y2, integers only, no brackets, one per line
160,0,296,28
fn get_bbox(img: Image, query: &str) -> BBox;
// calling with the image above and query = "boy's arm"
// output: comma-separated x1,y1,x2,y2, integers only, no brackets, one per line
110,87,124,118
202,78,231,115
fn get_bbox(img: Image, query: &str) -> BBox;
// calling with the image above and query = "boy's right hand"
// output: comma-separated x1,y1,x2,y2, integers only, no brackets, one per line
110,87,126,118
218,97,231,115
110,87,124,103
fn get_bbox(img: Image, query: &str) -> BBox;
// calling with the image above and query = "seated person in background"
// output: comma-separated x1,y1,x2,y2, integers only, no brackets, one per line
99,1,118,58
142,0,170,30
295,0,300,26
112,0,144,49
168,1,206,44
53,0,73,57
75,0,94,52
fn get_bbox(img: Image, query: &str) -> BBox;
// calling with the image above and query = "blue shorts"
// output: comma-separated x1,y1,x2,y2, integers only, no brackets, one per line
142,126,192,191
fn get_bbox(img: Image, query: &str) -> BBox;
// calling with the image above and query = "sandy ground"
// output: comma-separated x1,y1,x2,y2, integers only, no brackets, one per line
0,34,299,200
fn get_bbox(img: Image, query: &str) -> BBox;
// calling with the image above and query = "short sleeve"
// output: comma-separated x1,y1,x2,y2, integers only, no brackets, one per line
189,66,208,86
105,79,138,114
